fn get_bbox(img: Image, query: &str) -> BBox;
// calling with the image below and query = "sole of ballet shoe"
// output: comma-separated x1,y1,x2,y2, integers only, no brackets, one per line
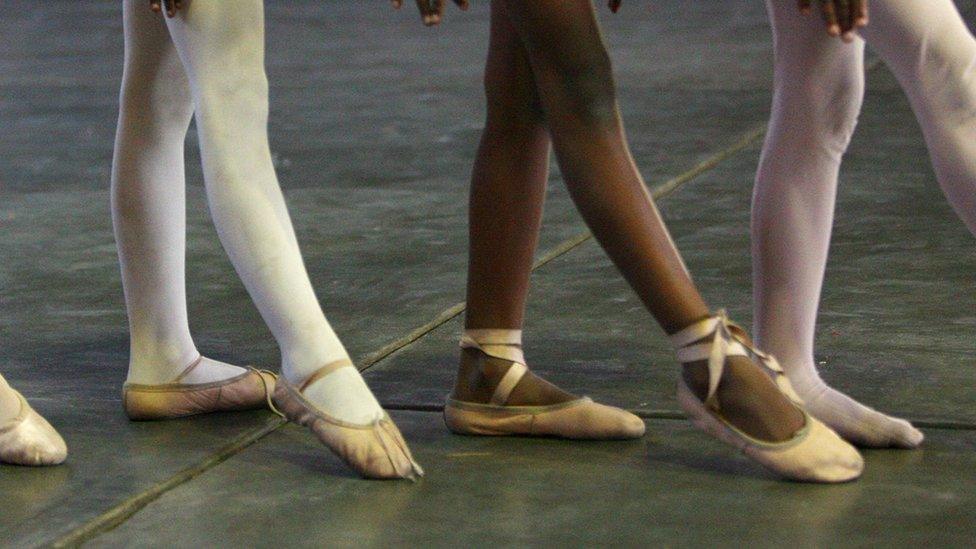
676,380,863,483
273,379,423,481
123,368,277,421
0,392,68,466
443,397,646,440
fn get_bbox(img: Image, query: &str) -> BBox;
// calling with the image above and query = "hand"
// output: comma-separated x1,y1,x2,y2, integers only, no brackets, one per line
799,0,869,43
608,0,622,14
149,0,183,18
391,0,469,27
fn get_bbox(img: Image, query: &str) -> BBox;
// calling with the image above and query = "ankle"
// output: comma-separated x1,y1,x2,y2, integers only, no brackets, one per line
453,348,510,402
281,350,352,385
126,348,201,385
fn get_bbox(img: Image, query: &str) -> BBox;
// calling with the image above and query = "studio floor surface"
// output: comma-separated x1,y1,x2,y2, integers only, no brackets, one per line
2,1,975,547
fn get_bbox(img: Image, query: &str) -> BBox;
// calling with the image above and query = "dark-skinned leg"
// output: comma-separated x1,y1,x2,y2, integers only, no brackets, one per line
498,0,804,441
454,1,577,406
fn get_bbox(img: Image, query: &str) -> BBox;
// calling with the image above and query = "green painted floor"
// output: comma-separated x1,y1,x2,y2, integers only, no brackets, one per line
1,0,974,547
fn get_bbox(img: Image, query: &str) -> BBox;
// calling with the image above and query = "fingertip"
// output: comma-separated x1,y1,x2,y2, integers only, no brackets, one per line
828,24,841,36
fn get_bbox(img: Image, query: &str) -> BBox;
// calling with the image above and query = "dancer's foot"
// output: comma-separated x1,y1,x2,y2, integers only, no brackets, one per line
673,312,862,483
795,382,923,449
0,378,67,466
683,355,805,442
274,359,423,480
123,355,277,420
453,348,578,407
445,330,645,439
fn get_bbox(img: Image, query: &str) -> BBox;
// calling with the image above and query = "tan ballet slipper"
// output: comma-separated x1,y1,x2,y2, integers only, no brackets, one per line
443,331,645,440
273,359,423,481
0,391,67,466
123,356,278,421
671,311,863,483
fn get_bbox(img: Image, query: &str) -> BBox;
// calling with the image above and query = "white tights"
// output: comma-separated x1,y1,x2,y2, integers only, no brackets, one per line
111,0,382,423
753,0,976,446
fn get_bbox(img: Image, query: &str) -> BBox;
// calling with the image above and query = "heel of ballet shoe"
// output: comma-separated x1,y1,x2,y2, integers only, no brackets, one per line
122,368,277,421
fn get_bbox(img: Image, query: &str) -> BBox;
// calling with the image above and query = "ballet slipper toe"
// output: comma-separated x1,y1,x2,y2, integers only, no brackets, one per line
123,367,277,421
0,393,67,466
444,397,645,440
273,370,423,481
677,379,862,483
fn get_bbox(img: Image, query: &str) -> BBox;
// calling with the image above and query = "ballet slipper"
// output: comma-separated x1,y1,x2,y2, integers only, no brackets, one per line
123,356,278,421
273,359,424,481
0,391,67,466
671,311,863,483
443,334,645,440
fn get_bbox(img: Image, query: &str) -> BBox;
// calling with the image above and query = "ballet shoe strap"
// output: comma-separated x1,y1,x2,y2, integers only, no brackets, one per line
297,358,356,393
172,355,205,384
670,310,749,407
248,367,284,418
460,330,529,406
489,362,528,406
459,330,526,365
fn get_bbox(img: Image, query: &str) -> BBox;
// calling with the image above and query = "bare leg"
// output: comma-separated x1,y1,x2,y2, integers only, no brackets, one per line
455,2,577,406
497,0,804,441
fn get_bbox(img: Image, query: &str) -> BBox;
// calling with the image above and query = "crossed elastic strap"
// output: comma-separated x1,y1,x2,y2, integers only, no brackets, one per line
460,329,528,406
670,310,799,409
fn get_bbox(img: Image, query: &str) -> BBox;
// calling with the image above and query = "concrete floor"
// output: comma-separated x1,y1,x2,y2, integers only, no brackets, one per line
1,0,974,547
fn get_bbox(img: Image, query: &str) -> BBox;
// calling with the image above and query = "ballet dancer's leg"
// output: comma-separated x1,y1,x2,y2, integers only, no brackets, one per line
153,0,387,425
455,1,584,408
859,0,976,236
113,0,247,386
754,0,970,448
497,0,808,442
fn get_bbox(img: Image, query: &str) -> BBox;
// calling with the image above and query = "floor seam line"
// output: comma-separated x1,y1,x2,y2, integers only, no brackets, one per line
52,120,774,547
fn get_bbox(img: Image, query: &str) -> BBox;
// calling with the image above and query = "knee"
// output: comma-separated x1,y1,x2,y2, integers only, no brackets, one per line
778,70,863,155
915,45,976,123
550,50,618,128
194,69,270,126
483,58,545,129
118,69,194,130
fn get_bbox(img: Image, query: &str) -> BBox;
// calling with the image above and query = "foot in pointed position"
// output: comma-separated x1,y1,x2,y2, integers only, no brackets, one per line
671,311,863,483
274,359,424,480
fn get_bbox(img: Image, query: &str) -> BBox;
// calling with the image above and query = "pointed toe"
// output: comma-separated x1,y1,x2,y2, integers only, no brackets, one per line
274,373,423,481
